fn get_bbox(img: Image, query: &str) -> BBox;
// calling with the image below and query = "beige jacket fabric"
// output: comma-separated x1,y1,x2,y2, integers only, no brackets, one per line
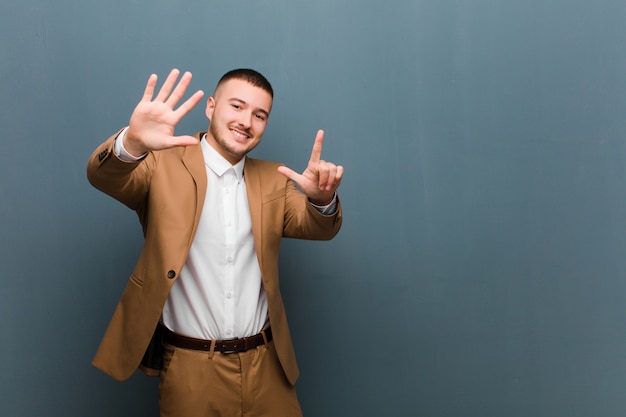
86,131,342,384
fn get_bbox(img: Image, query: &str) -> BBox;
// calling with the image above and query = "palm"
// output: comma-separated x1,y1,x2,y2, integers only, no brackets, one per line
125,69,205,155
128,101,178,147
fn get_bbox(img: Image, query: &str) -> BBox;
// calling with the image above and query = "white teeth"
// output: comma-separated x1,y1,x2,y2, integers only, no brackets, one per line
230,129,248,139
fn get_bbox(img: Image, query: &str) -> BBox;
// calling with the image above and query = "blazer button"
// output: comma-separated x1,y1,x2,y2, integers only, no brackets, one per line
167,270,176,279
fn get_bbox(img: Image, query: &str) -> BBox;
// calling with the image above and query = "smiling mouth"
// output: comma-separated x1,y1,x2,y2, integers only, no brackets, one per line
230,128,251,140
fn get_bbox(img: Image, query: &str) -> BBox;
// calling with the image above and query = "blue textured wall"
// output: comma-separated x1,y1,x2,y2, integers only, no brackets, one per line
2,1,626,416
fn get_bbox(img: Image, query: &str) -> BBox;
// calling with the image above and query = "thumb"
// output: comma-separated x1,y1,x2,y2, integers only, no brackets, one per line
277,165,300,182
171,134,201,147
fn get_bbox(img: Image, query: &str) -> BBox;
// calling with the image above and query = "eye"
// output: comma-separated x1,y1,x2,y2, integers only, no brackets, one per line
255,113,266,121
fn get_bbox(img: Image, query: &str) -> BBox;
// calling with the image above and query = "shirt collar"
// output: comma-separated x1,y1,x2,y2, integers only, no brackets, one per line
201,134,245,181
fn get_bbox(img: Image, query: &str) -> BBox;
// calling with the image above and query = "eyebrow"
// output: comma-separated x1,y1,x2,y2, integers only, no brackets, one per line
229,98,270,118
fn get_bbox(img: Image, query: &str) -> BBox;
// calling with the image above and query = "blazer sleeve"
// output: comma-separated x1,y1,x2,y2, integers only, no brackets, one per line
86,130,156,211
282,180,342,241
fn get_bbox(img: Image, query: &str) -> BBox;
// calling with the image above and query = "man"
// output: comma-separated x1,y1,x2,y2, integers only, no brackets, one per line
86,68,343,416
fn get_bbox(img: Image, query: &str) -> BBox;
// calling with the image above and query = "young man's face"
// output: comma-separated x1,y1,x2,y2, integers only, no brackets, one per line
205,78,273,164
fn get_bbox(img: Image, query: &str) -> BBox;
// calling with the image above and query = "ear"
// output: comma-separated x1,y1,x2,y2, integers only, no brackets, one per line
205,97,216,120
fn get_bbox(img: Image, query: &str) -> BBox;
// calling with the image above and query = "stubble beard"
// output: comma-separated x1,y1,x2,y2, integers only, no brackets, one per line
208,122,254,163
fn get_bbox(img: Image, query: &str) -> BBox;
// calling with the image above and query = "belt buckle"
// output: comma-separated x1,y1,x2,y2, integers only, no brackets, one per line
221,338,245,354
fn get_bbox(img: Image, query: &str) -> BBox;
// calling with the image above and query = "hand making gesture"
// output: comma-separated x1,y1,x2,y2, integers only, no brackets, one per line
277,130,344,205
124,69,205,156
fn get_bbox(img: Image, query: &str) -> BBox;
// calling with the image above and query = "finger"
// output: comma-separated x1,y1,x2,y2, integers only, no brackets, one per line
277,165,301,182
155,68,181,102
166,71,193,107
173,89,205,121
148,133,200,151
322,163,338,191
169,134,202,148
323,164,343,192
309,130,324,164
317,160,330,190
335,165,344,184
141,73,158,102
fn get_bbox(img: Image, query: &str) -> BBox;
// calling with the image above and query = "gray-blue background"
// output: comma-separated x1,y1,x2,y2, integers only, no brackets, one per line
2,0,626,416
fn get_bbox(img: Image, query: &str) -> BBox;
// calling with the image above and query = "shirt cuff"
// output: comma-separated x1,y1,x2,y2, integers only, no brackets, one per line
309,193,338,215
114,127,147,162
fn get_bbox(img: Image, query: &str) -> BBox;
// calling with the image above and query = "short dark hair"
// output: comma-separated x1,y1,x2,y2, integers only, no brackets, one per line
215,68,274,98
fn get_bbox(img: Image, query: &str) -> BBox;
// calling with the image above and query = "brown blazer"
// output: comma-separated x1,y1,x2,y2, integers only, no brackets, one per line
86,131,342,384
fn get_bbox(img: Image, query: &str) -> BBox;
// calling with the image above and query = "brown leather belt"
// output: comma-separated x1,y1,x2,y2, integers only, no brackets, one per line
163,326,272,354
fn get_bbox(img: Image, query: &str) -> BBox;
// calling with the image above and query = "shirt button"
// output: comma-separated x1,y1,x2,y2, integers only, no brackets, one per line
225,329,232,336
167,270,176,279
227,256,233,263
226,292,233,299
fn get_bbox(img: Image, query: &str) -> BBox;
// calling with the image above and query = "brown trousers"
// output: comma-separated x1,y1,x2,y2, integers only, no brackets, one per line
158,340,303,417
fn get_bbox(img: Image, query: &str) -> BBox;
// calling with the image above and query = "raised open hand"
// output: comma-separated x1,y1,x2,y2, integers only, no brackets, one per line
124,69,205,156
277,130,344,205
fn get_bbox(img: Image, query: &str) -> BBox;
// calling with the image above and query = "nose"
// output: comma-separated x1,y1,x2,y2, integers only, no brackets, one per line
236,112,253,128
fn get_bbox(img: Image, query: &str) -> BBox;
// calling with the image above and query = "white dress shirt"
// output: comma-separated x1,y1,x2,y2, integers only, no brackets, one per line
163,139,268,339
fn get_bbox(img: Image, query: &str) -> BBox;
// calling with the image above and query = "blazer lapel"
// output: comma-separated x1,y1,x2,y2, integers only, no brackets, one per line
182,133,208,232
244,158,263,267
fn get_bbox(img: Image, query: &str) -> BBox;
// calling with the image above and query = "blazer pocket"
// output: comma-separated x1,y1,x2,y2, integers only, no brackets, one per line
129,273,144,287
